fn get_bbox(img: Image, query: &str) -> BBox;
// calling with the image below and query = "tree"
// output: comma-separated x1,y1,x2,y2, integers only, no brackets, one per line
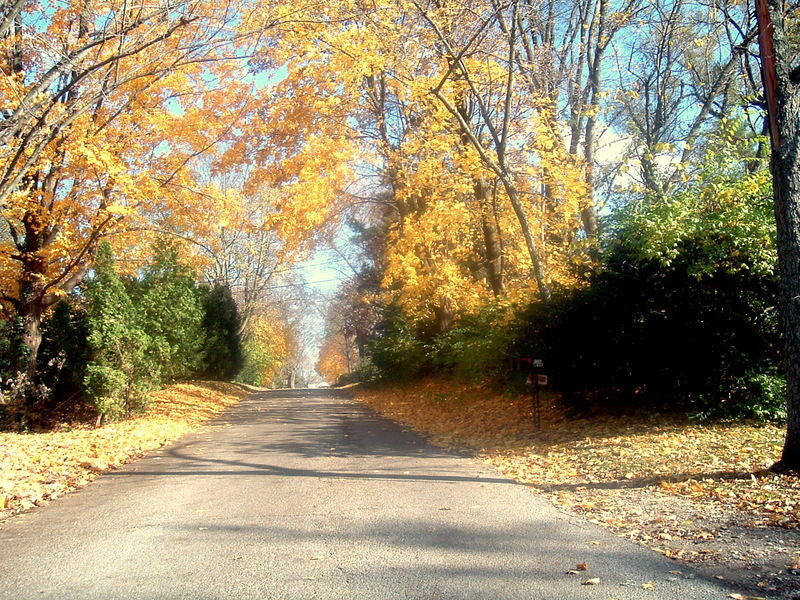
200,284,243,381
0,0,282,383
756,0,800,469
250,0,590,330
132,240,206,383
612,0,754,200
238,310,294,387
84,242,153,422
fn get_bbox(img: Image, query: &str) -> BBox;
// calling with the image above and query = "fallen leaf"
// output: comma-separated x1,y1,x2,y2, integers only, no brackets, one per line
582,578,601,585
576,562,589,571
0,383,247,524
641,581,656,590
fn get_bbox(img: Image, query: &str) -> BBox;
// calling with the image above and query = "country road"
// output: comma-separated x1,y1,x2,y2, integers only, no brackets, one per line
0,389,737,599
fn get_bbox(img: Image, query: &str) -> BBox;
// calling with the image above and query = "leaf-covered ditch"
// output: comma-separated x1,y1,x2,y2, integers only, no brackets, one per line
0,382,247,522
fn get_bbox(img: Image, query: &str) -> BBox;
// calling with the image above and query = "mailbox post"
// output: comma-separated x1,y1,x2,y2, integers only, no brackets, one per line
511,355,546,428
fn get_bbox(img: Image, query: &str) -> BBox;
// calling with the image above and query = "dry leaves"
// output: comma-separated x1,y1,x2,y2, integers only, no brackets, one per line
0,382,246,521
355,379,799,530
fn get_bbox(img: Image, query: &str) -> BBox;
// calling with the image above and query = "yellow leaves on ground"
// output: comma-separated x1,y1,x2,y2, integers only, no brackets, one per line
354,379,798,529
0,382,247,521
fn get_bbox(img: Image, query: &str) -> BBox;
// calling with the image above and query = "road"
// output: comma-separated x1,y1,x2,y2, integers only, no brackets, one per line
0,389,737,599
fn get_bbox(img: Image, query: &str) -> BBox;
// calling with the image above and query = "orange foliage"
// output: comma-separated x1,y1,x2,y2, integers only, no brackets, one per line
316,333,356,384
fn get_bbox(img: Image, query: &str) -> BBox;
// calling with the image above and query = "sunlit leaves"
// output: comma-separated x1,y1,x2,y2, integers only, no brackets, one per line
0,382,246,521
356,380,798,532
620,120,775,278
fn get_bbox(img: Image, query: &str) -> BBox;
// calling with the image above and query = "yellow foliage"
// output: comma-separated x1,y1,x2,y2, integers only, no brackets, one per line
316,333,354,383
0,0,283,320
241,312,294,387
252,0,593,328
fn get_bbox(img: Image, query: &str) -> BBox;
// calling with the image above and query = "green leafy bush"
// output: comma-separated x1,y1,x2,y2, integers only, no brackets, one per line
84,242,156,421
200,284,243,380
130,240,206,383
366,304,430,380
430,303,517,381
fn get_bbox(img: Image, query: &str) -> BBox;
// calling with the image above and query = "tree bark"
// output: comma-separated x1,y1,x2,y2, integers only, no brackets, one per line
475,178,505,296
19,302,42,380
757,0,800,470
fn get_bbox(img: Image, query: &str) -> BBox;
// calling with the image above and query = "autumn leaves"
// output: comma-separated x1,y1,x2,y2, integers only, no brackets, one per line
260,2,593,327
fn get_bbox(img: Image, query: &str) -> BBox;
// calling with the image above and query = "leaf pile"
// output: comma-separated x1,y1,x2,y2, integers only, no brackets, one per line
0,382,247,521
355,379,799,530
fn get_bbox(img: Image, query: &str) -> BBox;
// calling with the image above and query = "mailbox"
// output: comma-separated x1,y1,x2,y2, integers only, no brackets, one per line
511,355,544,373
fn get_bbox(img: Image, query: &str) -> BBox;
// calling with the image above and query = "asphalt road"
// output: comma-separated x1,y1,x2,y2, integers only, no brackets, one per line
0,389,737,599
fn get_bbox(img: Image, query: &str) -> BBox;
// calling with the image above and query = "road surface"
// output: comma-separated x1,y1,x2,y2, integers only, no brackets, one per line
0,389,737,599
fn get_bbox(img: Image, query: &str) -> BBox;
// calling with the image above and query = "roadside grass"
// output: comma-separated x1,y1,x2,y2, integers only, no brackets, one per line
0,382,248,521
354,378,800,532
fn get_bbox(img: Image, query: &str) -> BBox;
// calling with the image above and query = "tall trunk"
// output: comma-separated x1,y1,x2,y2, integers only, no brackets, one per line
475,178,505,295
757,0,800,470
15,199,49,380
579,0,607,240
425,3,551,301
19,301,43,380
503,178,552,300
434,299,454,334
453,72,505,297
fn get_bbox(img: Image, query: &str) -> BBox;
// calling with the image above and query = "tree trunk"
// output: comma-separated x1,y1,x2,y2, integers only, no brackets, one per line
503,179,552,301
434,299,454,334
16,217,49,381
20,304,43,381
757,0,800,470
475,179,505,296
579,0,607,241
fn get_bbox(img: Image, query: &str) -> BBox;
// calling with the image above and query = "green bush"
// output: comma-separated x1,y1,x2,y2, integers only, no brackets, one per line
510,235,781,417
693,367,787,422
130,240,206,383
84,242,156,421
83,365,128,421
200,284,243,380
430,303,516,381
366,304,430,380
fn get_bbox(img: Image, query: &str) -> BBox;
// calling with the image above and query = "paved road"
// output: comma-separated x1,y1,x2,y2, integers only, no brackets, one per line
1,389,736,599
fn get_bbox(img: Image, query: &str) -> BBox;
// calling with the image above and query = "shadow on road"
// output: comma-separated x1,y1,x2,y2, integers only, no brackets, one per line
105,388,513,486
